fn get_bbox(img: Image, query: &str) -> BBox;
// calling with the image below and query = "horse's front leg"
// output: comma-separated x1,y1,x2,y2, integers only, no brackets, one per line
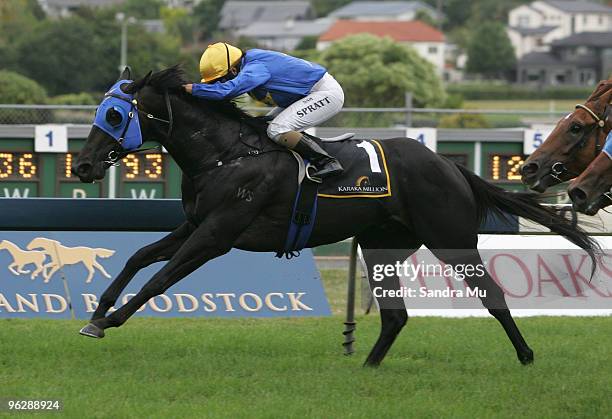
81,217,242,337
90,221,196,321
41,262,56,281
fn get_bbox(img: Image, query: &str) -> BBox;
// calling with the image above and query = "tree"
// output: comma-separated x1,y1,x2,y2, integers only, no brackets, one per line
320,34,445,108
192,0,225,40
121,0,163,19
15,17,116,95
13,12,185,95
0,70,47,103
295,35,318,51
310,0,351,17
0,70,48,123
466,22,516,79
415,9,437,28
0,0,44,47
161,6,196,45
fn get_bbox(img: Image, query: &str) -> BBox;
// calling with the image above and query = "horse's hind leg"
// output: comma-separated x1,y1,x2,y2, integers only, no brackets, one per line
31,262,44,279
432,248,534,365
358,225,422,367
91,221,196,321
92,260,111,278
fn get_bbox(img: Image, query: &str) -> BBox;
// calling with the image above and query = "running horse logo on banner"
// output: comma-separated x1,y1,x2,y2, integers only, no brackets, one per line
0,238,115,283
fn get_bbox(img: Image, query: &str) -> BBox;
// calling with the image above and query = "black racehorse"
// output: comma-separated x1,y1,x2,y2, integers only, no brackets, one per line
73,67,599,367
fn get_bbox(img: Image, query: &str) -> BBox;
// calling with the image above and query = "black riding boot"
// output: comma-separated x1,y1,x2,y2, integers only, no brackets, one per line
293,134,344,180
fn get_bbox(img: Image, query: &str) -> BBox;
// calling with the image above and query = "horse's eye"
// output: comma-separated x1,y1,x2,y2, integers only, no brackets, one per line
570,123,582,134
106,108,123,127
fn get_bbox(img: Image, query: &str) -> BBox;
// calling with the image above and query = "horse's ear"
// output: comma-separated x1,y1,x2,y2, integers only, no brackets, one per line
122,71,152,94
142,70,152,85
119,66,132,81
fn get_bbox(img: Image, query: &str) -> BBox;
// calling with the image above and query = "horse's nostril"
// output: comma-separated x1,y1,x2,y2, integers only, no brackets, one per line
521,162,538,176
74,163,92,177
569,187,587,204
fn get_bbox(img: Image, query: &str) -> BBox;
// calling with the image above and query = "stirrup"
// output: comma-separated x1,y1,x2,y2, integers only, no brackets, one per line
305,163,322,184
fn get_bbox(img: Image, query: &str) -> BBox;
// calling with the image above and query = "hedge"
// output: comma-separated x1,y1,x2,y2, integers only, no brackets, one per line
447,82,594,100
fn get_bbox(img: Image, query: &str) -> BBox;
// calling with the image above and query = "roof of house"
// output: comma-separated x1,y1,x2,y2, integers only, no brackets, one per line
237,19,333,38
519,51,562,65
508,25,558,36
319,20,445,43
219,1,312,29
329,1,441,19
551,31,612,47
543,0,612,13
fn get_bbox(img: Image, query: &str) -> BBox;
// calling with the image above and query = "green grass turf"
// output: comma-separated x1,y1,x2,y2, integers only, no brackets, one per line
1,270,610,418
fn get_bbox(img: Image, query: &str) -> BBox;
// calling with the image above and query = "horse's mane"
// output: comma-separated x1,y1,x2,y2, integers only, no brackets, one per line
147,65,262,127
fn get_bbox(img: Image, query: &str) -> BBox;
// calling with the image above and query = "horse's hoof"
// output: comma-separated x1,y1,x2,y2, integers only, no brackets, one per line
518,349,534,365
79,323,105,339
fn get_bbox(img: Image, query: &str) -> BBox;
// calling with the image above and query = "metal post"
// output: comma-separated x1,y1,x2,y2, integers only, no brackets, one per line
343,237,358,355
108,165,117,199
474,141,482,176
404,92,413,127
116,13,135,73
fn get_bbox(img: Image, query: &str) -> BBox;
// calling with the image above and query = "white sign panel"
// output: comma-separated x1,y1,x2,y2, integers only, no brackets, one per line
35,125,68,153
523,126,554,155
406,128,437,152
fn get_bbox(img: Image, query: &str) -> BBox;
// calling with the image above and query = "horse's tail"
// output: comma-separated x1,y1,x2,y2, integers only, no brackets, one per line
94,248,115,258
454,163,601,274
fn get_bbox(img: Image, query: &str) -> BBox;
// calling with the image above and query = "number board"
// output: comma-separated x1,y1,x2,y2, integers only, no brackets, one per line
487,153,526,182
56,153,104,198
35,125,68,153
119,153,167,199
0,152,40,198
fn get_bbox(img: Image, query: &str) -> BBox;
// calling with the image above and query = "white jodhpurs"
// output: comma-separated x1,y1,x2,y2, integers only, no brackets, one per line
267,72,345,141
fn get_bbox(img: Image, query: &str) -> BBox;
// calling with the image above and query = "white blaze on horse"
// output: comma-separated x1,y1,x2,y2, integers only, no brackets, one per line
0,240,46,280
26,237,115,283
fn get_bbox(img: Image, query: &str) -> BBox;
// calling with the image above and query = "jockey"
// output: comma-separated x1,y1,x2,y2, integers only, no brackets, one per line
183,42,344,179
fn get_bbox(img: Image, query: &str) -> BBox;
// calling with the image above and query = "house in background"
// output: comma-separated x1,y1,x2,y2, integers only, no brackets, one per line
317,20,445,75
236,19,333,51
507,0,612,58
517,31,612,85
219,1,313,32
328,1,442,21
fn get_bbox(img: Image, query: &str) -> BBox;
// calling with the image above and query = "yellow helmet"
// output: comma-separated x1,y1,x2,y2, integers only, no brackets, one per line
199,42,243,83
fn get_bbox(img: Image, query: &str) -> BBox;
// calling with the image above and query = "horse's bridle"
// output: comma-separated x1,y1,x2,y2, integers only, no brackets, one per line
104,90,174,165
548,102,610,182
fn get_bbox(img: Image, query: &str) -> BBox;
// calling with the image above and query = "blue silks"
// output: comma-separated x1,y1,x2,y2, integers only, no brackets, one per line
603,131,612,159
93,80,143,151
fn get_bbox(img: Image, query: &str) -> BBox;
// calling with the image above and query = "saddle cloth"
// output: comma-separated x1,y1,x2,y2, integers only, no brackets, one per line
317,139,391,198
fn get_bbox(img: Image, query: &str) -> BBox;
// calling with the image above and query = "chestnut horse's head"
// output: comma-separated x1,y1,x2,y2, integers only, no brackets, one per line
521,79,612,192
567,140,612,215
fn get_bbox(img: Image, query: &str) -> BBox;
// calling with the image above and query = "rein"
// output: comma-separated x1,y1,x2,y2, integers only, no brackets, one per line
192,118,287,177
104,87,284,176
104,90,174,165
548,102,609,182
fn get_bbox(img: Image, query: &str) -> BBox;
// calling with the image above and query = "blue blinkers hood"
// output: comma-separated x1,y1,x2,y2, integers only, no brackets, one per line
93,80,143,151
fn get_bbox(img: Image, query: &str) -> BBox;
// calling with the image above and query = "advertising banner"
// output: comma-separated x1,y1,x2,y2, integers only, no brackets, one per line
0,231,330,319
